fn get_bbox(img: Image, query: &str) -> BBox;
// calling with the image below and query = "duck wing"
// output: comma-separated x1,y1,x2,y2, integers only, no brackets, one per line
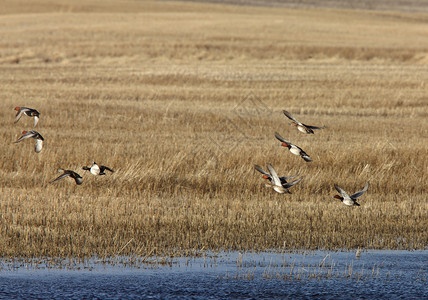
254,165,270,177
282,176,303,189
334,184,350,199
50,172,71,183
304,123,326,130
274,132,291,144
300,151,312,162
14,107,30,123
282,110,303,125
266,164,282,187
279,174,299,181
70,171,83,184
101,165,114,173
33,115,39,127
350,182,369,199
14,131,35,143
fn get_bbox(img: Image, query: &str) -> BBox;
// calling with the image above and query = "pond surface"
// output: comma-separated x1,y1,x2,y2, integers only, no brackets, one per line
0,250,426,299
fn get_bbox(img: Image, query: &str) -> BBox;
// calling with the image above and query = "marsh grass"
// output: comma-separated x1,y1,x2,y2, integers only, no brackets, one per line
0,0,427,258
223,252,386,281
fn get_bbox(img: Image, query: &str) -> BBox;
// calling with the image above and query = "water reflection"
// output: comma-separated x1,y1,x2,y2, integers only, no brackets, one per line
0,250,426,299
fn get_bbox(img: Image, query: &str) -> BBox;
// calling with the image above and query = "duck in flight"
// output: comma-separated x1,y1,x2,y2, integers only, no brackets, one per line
50,168,83,185
333,183,369,206
283,110,325,134
261,163,303,194
254,164,299,189
14,107,40,127
275,132,312,162
14,130,44,153
82,162,114,175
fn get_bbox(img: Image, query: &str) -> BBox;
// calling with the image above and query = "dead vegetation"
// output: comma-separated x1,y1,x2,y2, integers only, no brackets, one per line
0,0,427,258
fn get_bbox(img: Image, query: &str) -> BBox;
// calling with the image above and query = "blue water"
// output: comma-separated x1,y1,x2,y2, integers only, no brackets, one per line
0,251,426,299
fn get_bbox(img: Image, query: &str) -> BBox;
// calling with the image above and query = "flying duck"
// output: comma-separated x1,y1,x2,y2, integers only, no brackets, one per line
333,183,369,206
82,162,114,175
263,163,303,194
50,169,83,185
275,132,312,162
254,164,299,187
14,130,44,153
283,110,325,134
14,107,40,127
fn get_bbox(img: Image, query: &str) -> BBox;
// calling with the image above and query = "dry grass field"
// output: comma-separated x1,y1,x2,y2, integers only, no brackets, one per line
0,0,427,258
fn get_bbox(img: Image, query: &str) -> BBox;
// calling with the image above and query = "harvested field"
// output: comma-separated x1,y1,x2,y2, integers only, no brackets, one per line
0,0,427,258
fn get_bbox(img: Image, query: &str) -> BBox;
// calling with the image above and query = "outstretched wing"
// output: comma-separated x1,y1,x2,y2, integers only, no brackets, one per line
101,166,114,173
274,132,290,144
266,164,282,187
14,132,34,143
300,151,312,162
15,109,25,123
334,184,350,199
279,174,299,181
50,173,71,184
351,182,369,199
254,165,270,177
33,116,39,127
283,110,302,125
282,176,303,189
304,124,326,130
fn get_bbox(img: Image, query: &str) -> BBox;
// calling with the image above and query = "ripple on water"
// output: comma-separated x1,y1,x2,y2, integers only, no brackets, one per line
0,250,426,299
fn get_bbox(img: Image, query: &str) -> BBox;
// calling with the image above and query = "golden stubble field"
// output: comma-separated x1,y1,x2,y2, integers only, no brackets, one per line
0,0,427,258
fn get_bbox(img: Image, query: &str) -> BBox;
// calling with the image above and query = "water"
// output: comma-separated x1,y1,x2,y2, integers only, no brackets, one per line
0,250,426,299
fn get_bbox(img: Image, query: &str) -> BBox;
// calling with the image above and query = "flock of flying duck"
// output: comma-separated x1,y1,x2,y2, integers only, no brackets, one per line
13,106,369,206
13,106,114,185
254,110,369,206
